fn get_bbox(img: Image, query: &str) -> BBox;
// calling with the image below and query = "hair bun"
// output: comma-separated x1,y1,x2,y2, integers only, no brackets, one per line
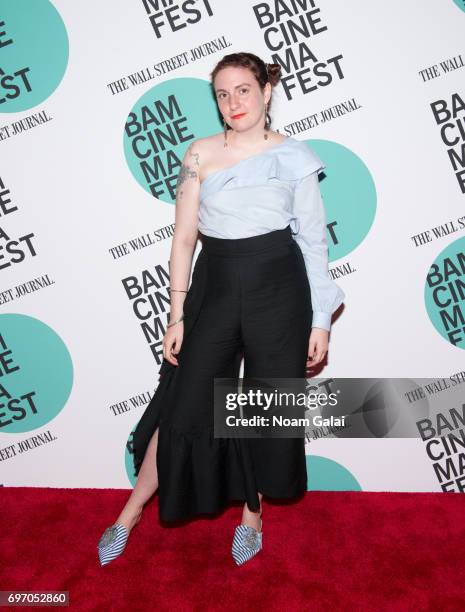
266,63,282,86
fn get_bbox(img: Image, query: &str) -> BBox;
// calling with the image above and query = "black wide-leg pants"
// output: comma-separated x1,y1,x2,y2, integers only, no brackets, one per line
132,225,313,523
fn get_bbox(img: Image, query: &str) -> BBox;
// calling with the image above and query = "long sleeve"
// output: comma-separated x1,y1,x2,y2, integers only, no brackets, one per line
291,170,345,331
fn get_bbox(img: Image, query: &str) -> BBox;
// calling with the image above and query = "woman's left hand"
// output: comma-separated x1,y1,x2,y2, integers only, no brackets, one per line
307,327,329,366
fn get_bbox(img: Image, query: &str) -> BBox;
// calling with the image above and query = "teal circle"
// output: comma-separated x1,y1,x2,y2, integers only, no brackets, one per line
125,422,138,487
425,235,465,349
305,140,377,262
0,314,73,433
0,0,69,113
306,455,361,491
123,78,222,203
452,0,465,13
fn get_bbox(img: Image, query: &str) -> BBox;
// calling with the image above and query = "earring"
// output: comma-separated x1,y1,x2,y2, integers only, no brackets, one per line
223,118,228,147
264,103,271,139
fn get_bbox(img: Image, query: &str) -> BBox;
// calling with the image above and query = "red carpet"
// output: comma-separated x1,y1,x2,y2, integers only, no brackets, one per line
2,487,464,611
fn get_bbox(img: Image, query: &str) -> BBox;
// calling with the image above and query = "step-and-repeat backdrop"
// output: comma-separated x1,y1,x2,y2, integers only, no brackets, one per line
1,0,464,494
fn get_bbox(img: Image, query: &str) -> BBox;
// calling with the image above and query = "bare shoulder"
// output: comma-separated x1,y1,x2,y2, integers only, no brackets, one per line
185,134,225,180
184,135,222,157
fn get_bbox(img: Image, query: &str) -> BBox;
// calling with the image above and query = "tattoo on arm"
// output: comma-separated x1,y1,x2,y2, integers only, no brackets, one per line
176,145,200,199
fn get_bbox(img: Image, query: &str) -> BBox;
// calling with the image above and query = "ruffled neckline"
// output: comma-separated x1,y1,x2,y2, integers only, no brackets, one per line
200,136,295,191
199,136,325,201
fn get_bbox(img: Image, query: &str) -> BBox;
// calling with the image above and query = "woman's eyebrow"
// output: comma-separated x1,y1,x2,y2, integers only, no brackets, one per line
215,82,252,93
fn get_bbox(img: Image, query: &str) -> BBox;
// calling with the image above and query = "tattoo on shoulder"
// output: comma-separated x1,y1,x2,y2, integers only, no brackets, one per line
176,144,200,199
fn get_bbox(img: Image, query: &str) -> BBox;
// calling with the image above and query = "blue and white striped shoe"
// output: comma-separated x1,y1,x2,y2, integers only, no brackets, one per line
97,524,129,566
231,518,263,566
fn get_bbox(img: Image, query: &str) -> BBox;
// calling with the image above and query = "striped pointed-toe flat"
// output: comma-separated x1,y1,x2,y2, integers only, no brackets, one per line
97,524,129,566
231,518,263,566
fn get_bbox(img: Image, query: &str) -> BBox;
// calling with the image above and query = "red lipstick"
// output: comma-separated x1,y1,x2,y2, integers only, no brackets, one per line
231,113,246,119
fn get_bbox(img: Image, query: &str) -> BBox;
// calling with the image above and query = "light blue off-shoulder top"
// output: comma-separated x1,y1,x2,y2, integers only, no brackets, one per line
198,136,345,331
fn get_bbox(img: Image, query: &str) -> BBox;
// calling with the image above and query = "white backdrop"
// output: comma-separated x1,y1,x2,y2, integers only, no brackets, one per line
1,0,464,493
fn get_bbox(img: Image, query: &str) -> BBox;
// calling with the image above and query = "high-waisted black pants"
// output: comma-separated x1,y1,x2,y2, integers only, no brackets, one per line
133,224,313,523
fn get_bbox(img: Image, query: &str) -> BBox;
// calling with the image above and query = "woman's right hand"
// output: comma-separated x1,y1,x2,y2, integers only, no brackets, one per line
163,321,184,366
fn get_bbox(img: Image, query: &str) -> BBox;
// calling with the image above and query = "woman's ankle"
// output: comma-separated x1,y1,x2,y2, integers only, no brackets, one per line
241,502,262,531
117,503,143,531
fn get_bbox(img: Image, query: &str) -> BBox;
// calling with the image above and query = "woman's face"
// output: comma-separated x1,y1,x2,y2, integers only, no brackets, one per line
213,66,271,133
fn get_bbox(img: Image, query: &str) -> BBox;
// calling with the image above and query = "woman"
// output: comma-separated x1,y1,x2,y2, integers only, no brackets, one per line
98,52,345,567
